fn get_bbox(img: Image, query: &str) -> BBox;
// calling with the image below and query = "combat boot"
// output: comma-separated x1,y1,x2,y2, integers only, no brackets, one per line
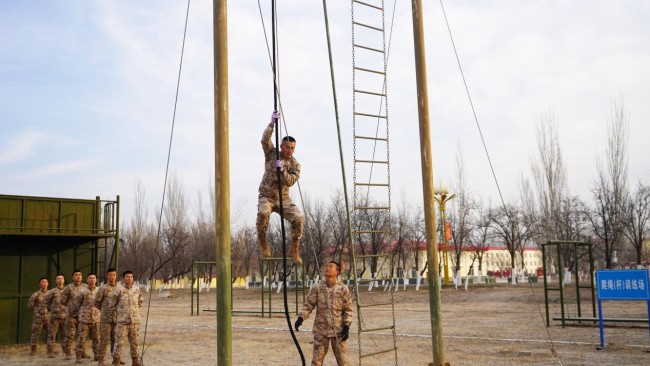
258,235,271,257
131,356,142,366
112,357,121,366
47,345,55,358
29,345,37,355
290,240,302,265
76,350,83,364
64,349,72,360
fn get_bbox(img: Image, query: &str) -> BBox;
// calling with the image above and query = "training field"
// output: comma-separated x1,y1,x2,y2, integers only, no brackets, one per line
1,283,649,365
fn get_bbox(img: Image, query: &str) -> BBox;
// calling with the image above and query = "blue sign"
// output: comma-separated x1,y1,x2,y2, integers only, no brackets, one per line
596,269,650,300
594,269,650,350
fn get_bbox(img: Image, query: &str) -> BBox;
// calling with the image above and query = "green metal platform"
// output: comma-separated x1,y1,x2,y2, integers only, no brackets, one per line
0,194,119,344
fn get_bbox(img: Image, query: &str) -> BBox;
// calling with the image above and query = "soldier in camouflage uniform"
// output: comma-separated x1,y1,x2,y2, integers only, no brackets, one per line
94,268,119,366
111,270,143,366
27,277,50,356
295,262,353,366
257,110,304,264
44,274,67,358
70,273,100,363
61,269,87,360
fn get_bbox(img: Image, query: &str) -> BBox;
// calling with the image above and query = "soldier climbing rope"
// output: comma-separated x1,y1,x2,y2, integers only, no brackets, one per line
267,1,306,365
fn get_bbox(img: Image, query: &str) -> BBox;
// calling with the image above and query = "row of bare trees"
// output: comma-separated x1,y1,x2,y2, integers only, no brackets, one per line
446,102,649,276
117,103,649,283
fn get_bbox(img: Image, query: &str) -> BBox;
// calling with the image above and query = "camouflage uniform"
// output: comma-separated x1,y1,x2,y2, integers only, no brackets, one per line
256,124,304,253
44,285,67,354
94,282,118,362
112,283,143,362
60,282,87,357
71,285,100,359
27,289,50,346
299,281,353,366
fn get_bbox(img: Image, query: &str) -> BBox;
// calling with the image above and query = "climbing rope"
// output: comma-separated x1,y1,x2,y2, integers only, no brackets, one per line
256,0,323,282
270,1,306,365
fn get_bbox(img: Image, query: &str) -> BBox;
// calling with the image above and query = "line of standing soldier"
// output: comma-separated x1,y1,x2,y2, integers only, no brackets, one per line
28,269,143,366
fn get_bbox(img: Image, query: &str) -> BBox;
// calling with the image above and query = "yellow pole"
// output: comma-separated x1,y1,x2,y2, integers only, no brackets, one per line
441,200,449,286
411,1,445,364
434,191,455,286
214,0,231,364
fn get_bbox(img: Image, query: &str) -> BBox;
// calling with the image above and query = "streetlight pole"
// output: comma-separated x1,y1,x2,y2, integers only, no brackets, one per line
434,189,455,286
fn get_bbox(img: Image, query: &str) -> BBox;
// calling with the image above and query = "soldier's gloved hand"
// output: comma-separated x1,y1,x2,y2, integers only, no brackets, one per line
294,317,303,331
341,325,350,341
274,160,284,171
271,110,280,122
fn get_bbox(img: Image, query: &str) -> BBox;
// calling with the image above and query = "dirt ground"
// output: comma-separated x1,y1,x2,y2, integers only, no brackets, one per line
1,282,649,365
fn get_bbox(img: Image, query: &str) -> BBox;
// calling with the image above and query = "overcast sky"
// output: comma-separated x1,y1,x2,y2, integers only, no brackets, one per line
1,1,649,228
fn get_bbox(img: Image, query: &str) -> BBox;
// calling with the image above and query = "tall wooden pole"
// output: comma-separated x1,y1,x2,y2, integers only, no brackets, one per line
411,1,445,365
214,0,232,364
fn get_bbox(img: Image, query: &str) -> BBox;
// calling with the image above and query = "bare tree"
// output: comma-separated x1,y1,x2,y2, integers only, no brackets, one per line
621,182,650,265
468,203,494,280
191,191,215,262
410,207,429,276
327,190,352,274
120,180,157,282
531,113,566,243
354,195,392,277
449,148,475,278
302,194,332,277
392,199,413,279
586,102,629,268
149,173,192,283
489,203,537,275
231,225,259,279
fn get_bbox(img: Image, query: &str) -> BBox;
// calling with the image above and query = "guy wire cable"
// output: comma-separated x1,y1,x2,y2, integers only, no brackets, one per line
438,1,562,364
271,1,306,364
140,0,191,364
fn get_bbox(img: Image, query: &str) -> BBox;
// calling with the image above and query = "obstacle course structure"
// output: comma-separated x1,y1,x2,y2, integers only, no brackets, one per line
0,194,119,344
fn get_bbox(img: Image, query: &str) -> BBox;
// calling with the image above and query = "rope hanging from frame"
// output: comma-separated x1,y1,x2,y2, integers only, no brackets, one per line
270,1,306,364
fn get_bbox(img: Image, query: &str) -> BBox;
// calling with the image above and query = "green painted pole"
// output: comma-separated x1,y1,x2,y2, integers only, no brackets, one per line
214,0,231,364
115,195,120,273
411,1,445,365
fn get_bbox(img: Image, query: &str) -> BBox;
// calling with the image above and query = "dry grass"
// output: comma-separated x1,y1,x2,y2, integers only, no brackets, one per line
2,283,649,365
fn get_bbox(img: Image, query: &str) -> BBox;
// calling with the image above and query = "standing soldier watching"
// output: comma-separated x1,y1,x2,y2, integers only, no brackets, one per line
295,262,353,366
61,269,87,360
27,277,50,356
44,274,67,358
94,268,119,366
256,110,304,264
112,270,143,366
70,273,100,363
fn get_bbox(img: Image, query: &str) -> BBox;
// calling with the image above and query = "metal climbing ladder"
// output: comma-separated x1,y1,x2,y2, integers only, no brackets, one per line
350,1,398,365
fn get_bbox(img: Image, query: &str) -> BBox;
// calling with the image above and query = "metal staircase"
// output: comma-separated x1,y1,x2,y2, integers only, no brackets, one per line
350,1,398,364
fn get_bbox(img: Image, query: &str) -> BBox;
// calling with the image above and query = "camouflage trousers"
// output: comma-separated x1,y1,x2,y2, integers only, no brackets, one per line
311,333,348,366
76,321,99,356
29,317,49,346
114,323,140,359
47,317,66,348
63,317,79,354
97,321,116,360
256,195,304,244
